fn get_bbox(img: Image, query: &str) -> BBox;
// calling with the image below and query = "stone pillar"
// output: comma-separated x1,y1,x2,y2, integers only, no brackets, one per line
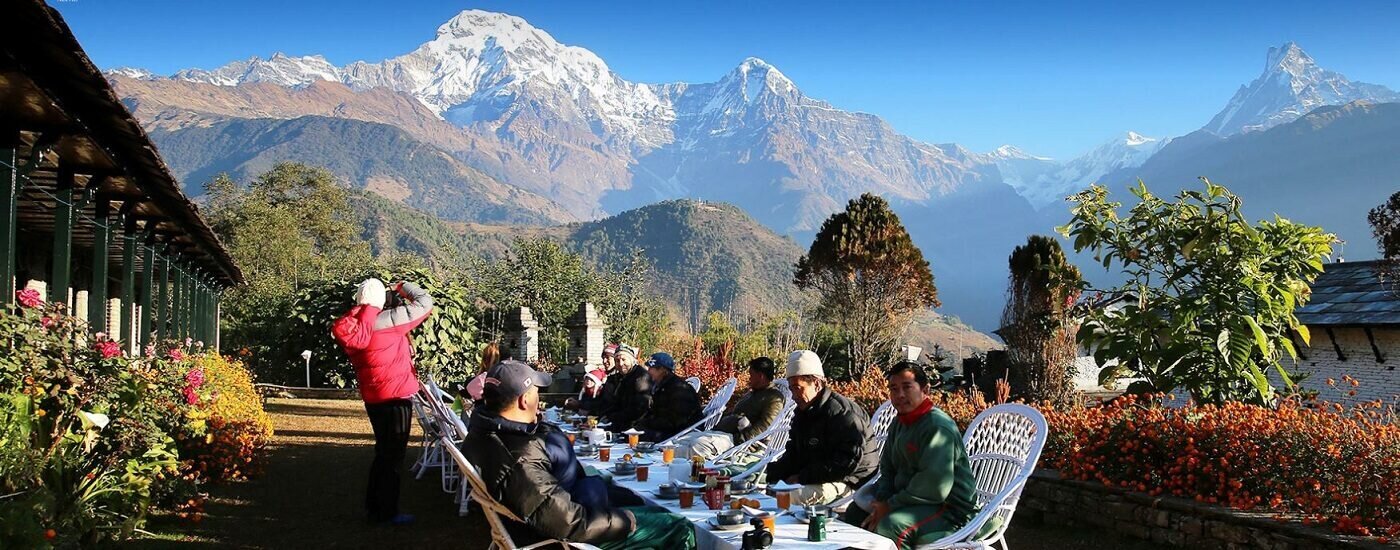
503,306,539,363
566,302,608,367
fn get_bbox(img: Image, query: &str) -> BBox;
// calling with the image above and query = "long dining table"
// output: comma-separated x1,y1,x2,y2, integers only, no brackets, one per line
573,441,897,550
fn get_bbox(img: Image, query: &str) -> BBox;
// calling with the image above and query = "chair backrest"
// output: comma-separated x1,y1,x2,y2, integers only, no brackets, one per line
701,377,738,430
420,382,468,440
772,378,791,401
922,403,1047,548
685,376,701,392
868,400,898,454
714,396,797,466
440,436,526,549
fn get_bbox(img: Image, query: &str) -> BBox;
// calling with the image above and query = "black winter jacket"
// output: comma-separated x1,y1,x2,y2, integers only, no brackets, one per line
602,365,652,431
461,413,633,545
635,373,703,442
765,387,879,487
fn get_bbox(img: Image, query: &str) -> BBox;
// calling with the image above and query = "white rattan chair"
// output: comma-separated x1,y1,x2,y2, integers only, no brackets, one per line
710,397,797,480
440,436,601,550
916,403,1047,550
685,376,702,392
659,377,738,446
827,400,897,511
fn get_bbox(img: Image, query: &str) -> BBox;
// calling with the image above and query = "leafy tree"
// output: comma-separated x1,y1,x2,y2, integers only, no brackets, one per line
203,162,373,380
470,239,668,362
1000,235,1083,406
794,193,938,373
1368,191,1400,286
1059,180,1335,405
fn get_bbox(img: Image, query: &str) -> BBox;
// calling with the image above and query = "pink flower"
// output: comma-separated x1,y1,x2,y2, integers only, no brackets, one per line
185,368,205,389
184,337,193,348
16,288,42,308
168,349,185,362
183,386,199,405
96,340,122,359
144,344,156,358
40,316,54,328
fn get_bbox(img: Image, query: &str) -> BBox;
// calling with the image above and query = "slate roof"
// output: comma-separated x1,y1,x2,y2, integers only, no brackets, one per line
1296,261,1400,327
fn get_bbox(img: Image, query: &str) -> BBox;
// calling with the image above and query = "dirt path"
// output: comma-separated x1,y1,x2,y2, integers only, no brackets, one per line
130,398,1164,549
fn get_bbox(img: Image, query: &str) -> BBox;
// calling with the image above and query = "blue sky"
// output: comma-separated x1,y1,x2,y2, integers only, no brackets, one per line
53,0,1400,159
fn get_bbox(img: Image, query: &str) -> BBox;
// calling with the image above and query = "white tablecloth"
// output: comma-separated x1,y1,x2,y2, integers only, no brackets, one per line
577,443,896,550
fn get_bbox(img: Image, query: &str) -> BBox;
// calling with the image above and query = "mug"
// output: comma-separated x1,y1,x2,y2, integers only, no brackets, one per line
636,464,649,482
586,429,614,446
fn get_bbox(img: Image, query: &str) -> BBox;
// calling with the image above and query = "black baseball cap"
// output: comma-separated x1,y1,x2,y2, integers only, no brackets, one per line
483,360,552,400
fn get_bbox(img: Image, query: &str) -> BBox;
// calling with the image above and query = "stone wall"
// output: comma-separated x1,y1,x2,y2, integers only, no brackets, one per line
1019,470,1391,549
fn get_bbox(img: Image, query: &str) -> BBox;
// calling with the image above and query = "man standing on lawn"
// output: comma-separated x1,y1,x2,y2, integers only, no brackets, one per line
842,361,981,549
331,278,433,525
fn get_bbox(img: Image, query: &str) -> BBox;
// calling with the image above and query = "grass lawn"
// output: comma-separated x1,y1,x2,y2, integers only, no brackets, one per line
128,398,1166,549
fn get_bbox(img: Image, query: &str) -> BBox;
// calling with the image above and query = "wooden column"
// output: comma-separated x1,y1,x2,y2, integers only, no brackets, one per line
49,169,75,306
88,198,111,331
0,143,16,307
139,235,155,347
119,220,138,347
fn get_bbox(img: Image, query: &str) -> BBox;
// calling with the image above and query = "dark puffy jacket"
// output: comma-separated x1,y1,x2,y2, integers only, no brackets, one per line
636,373,702,442
462,412,633,545
602,365,652,431
766,387,879,487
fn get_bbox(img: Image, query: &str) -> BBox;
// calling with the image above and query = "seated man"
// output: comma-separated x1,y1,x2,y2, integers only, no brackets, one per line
462,360,695,549
675,357,785,459
843,362,980,550
601,345,651,432
765,350,878,506
633,352,703,442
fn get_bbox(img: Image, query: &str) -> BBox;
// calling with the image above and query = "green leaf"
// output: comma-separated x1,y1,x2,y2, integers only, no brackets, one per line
1295,324,1311,346
1244,316,1269,355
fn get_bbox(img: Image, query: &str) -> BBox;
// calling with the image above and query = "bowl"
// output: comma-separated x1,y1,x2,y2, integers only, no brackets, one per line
729,478,756,493
613,460,638,474
715,508,745,526
634,441,658,453
656,483,680,498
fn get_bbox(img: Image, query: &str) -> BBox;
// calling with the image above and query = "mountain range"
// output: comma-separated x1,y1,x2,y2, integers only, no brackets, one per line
106,10,1400,331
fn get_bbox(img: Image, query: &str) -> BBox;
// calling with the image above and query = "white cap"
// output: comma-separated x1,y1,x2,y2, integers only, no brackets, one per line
786,350,825,379
355,278,386,308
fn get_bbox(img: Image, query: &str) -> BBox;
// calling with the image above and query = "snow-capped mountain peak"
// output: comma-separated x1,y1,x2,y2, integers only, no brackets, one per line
990,144,1051,161
1203,42,1400,136
998,131,1170,209
108,67,157,80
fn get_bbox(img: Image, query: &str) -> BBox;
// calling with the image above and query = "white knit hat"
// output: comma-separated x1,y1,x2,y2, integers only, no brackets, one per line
355,278,386,308
786,350,825,379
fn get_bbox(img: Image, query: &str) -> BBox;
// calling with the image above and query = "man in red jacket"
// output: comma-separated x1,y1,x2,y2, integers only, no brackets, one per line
332,278,434,525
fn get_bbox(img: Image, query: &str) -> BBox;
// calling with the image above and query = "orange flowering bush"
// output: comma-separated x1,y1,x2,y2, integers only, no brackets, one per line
828,365,891,413
1043,393,1399,537
674,337,738,402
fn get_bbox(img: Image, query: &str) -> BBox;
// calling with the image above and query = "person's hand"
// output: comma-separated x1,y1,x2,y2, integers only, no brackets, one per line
861,501,892,531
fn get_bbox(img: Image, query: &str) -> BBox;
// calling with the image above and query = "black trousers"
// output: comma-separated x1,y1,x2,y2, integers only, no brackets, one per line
364,398,413,521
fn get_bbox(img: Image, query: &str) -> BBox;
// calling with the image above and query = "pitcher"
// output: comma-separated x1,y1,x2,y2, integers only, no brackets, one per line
585,427,613,447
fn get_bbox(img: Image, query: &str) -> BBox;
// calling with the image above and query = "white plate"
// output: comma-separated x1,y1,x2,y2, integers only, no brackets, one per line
705,517,748,531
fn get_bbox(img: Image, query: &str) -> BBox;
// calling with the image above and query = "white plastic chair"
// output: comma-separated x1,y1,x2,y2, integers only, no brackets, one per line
410,393,449,479
916,403,1047,550
685,376,702,392
417,381,469,494
772,378,791,401
659,377,738,446
440,436,601,550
